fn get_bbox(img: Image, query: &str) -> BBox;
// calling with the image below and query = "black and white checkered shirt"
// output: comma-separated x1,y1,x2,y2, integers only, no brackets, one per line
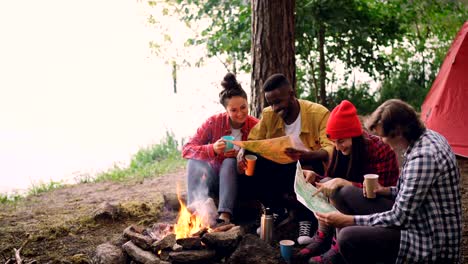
354,129,462,263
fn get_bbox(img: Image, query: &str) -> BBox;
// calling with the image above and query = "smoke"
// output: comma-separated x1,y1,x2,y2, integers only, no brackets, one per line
186,161,219,227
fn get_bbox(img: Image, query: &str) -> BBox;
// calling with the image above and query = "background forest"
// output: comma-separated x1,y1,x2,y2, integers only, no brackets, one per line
150,0,468,115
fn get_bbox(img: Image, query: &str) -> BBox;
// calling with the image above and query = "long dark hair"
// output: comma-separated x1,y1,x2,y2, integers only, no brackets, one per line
326,135,368,183
219,73,247,107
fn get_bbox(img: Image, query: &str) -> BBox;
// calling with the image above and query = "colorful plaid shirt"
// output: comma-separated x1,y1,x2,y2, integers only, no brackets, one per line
182,112,258,172
358,131,399,187
354,129,462,263
318,131,399,188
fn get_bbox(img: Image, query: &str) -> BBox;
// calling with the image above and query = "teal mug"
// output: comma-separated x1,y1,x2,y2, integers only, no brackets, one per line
222,135,235,152
280,240,294,263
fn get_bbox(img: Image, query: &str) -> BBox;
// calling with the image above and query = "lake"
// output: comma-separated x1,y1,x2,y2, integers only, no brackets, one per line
0,0,249,193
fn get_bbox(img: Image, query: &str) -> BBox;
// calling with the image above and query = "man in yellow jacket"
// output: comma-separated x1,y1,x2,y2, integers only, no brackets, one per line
241,73,333,245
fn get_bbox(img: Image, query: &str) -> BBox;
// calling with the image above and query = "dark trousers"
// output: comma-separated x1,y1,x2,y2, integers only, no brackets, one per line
250,154,323,222
333,185,400,264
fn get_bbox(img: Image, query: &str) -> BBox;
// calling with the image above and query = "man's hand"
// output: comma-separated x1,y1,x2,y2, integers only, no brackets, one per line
284,147,304,161
224,149,238,158
363,181,390,197
313,178,352,197
303,170,319,184
315,211,354,228
213,138,226,155
236,148,246,174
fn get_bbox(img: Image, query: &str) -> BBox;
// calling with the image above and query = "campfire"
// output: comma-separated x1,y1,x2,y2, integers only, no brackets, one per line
93,189,286,264
114,186,248,264
173,184,212,239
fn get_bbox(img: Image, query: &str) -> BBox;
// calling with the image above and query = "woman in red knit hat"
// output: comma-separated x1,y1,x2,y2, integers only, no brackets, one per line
298,100,399,264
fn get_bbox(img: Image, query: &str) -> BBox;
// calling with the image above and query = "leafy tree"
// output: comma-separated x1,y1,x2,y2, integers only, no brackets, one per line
169,0,407,107
328,82,378,115
154,0,467,111
295,0,406,107
166,0,251,74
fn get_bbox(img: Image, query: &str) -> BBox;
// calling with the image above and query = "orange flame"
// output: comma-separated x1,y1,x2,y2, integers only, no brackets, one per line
174,183,208,239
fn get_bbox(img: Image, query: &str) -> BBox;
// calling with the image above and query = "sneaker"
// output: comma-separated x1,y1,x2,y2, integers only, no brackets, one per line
297,230,333,258
308,238,344,264
297,221,314,245
256,208,290,235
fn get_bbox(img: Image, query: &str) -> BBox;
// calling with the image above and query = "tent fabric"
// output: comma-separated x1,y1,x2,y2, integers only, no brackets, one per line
421,22,468,158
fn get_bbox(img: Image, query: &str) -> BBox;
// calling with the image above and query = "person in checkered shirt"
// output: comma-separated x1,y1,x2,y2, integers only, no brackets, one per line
182,73,258,225
314,99,462,264
298,100,399,263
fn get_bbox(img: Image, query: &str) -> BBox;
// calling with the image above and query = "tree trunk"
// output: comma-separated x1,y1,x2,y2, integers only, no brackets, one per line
318,23,327,108
172,61,177,94
250,0,295,118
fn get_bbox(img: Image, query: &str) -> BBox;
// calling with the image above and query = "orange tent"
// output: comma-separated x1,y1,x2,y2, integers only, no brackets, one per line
421,22,468,157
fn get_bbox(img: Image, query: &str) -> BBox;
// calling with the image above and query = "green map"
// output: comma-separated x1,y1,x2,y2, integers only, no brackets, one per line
294,162,337,213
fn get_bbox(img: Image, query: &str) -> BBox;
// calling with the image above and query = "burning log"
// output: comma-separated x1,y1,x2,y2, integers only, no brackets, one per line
152,233,176,252
190,227,208,237
176,237,203,250
122,241,161,264
147,222,174,241
201,226,243,253
168,249,216,263
211,223,235,232
123,225,154,250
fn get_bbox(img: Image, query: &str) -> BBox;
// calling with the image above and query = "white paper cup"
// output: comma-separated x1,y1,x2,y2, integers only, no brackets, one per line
364,174,379,199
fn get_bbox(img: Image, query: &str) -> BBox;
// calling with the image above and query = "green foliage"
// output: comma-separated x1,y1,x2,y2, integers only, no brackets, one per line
162,0,251,73
94,132,186,182
328,83,378,115
378,63,431,111
169,0,466,110
28,180,64,196
0,193,22,204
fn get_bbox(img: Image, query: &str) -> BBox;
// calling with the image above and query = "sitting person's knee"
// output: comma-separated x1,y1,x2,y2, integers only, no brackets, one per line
337,226,357,252
221,157,237,167
332,185,358,201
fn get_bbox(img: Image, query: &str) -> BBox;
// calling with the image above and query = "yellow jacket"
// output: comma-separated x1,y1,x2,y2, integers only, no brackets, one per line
248,99,334,157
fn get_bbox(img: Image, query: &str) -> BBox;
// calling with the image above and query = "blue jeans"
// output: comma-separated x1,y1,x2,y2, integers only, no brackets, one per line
186,158,238,215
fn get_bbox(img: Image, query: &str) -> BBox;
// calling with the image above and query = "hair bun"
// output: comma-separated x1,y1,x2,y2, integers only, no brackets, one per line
221,72,241,91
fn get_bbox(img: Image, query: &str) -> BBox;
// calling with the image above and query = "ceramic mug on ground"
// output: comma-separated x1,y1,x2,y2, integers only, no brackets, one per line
364,174,379,199
222,135,235,152
280,239,295,263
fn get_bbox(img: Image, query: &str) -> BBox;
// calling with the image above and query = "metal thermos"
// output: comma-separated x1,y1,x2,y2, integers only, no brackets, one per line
260,207,273,243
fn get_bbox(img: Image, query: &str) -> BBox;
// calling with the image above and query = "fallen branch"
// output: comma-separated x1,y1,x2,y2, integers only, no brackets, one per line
13,248,21,264
13,236,30,264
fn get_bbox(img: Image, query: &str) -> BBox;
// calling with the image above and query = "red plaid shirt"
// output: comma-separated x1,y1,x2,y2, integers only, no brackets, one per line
319,131,399,187
355,131,399,187
182,112,258,172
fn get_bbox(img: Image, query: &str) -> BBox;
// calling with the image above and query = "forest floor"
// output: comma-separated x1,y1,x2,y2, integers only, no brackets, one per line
1,158,467,263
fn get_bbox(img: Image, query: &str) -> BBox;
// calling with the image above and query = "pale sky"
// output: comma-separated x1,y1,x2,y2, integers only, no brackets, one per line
0,0,233,193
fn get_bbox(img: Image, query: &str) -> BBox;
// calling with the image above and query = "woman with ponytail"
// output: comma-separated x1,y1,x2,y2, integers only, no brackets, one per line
182,73,258,224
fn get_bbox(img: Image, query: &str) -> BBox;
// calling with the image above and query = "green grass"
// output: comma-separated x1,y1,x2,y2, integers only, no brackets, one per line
0,132,186,204
0,193,22,204
90,131,186,182
0,180,64,204
28,180,64,196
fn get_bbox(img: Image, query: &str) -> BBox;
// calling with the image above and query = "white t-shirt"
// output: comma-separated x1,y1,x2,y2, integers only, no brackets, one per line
284,114,301,137
230,128,242,150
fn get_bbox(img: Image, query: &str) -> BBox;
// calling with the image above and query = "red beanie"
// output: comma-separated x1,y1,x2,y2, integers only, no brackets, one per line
326,100,363,139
